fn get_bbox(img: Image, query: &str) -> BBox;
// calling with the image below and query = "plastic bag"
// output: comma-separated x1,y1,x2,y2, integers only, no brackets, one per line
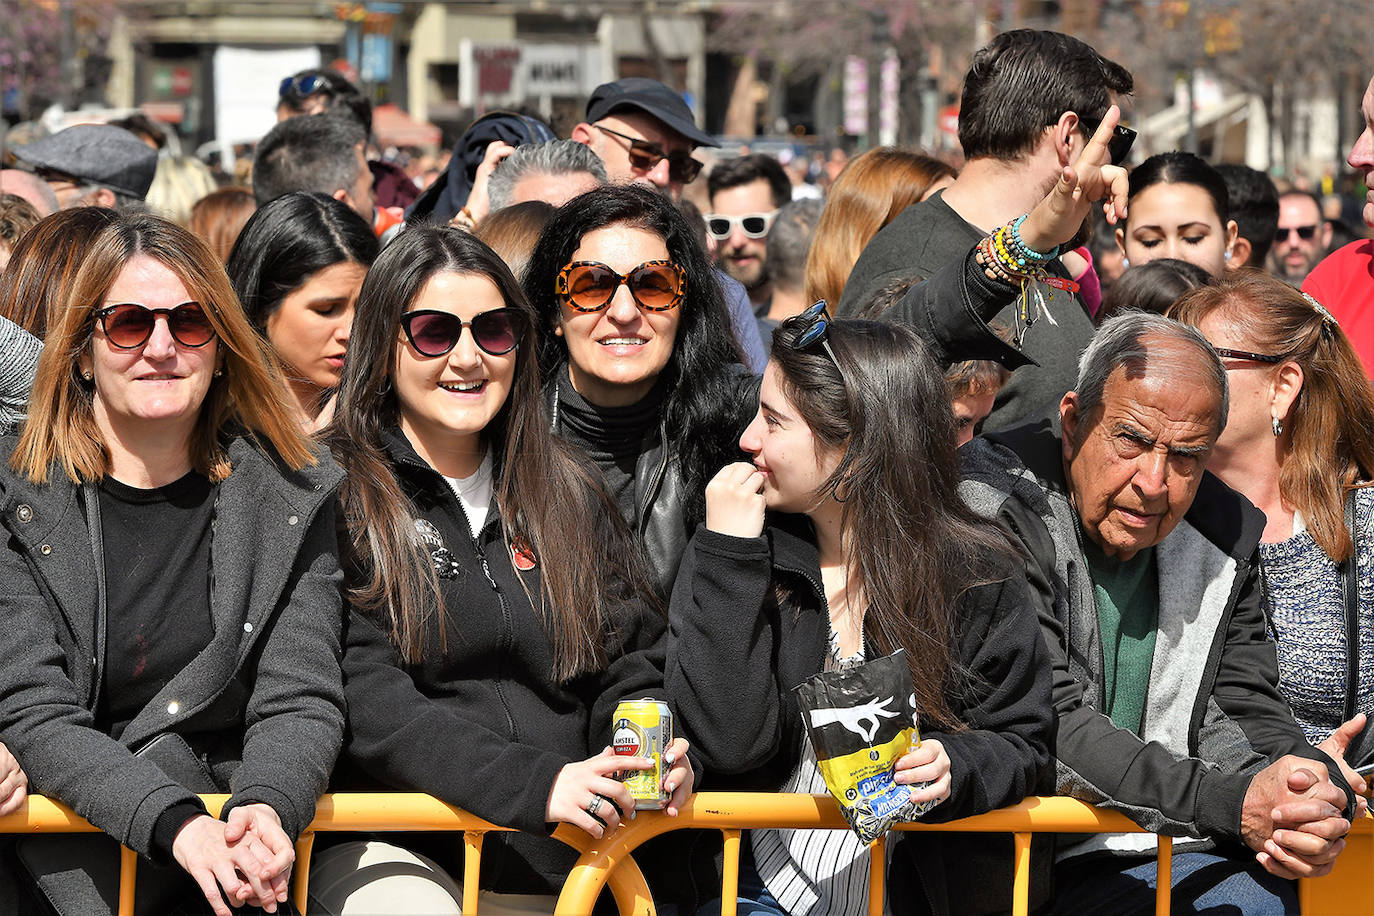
794,649,936,844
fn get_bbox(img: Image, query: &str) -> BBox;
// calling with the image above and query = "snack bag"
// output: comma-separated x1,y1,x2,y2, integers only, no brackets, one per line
794,649,936,844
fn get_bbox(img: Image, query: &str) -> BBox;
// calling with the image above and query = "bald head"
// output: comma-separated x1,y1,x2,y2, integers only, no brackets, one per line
0,170,58,217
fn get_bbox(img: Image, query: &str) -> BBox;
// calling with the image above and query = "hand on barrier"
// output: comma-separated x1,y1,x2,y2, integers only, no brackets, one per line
1018,103,1131,255
547,746,647,839
173,813,283,916
223,802,294,910
0,740,28,817
663,737,694,816
705,462,766,539
894,739,951,808
1243,755,1351,880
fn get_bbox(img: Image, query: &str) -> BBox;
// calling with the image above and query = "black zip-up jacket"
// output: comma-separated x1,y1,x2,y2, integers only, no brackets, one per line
959,418,1358,856
338,430,669,895
666,516,1055,915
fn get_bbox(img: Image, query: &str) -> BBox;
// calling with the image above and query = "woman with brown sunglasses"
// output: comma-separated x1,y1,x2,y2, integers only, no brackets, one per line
0,213,345,916
313,226,691,913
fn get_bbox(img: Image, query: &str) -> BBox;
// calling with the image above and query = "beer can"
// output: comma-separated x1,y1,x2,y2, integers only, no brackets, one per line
612,698,673,810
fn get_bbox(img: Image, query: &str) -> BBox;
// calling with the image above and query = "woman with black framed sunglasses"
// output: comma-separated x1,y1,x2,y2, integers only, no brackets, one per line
315,226,692,912
1170,273,1374,779
0,213,345,915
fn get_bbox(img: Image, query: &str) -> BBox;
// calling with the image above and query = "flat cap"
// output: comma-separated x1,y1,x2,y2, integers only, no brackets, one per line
586,78,717,148
13,124,158,200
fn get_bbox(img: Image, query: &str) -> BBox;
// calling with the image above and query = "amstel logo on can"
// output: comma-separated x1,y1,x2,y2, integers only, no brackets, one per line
612,718,644,756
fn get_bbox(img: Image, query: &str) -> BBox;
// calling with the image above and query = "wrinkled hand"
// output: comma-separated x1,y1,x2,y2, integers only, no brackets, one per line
0,740,28,817
223,803,294,910
547,746,647,839
1020,104,1131,253
1318,714,1369,804
663,737,694,816
1242,756,1351,879
894,738,951,809
705,462,766,539
172,814,282,916
462,140,515,225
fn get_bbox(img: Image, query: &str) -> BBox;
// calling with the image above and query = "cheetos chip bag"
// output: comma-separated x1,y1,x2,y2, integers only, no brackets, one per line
794,650,935,844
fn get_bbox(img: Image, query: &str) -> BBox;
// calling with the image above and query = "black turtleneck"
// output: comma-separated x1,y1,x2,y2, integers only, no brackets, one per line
555,371,664,523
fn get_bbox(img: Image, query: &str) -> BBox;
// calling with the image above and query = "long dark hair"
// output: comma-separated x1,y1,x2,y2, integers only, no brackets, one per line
524,185,747,522
325,225,654,678
225,191,378,329
771,319,1019,728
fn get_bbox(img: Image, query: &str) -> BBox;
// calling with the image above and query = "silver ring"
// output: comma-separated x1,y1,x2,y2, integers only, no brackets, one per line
586,795,604,817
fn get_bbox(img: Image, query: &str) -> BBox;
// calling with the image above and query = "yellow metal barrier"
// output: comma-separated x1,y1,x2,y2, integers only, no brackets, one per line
3,793,1370,915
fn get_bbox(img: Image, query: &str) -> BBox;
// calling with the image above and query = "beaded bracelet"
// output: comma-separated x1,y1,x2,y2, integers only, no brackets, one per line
1010,214,1060,261
977,219,1081,347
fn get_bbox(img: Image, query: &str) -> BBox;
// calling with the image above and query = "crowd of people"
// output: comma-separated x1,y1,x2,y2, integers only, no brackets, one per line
1,24,1374,916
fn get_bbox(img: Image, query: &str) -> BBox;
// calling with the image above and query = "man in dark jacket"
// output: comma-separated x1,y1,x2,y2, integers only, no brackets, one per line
960,312,1358,913
839,30,1132,432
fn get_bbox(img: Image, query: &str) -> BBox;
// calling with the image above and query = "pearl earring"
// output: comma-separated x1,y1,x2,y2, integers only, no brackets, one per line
213,368,223,378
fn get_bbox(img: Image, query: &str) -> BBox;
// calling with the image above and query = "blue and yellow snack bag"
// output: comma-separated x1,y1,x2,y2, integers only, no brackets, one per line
795,649,936,844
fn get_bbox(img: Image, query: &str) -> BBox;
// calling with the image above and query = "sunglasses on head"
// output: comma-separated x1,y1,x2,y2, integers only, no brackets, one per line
401,308,523,358
1077,116,1137,166
556,260,685,313
96,302,217,350
279,74,328,100
705,211,779,242
784,300,843,371
1275,224,1319,242
595,125,702,184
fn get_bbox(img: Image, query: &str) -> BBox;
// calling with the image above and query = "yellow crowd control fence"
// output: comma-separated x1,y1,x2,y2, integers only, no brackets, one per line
1,793,1369,915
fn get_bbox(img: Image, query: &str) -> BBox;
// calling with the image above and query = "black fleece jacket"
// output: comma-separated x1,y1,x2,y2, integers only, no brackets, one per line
666,516,1055,915
338,430,669,895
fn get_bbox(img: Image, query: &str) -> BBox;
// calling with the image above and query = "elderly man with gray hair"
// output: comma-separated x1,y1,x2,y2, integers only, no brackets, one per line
960,312,1358,914
485,139,606,213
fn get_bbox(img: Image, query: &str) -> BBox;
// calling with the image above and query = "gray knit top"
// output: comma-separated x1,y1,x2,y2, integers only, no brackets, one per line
0,315,42,435
1263,487,1374,745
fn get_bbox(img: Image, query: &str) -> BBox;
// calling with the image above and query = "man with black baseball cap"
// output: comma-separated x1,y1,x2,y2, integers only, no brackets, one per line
571,77,717,200
12,123,157,210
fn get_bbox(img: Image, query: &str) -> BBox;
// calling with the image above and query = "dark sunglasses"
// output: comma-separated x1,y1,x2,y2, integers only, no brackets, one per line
1213,346,1289,365
96,302,217,350
784,300,843,370
1078,117,1137,166
1274,224,1319,242
401,308,523,358
595,125,703,184
705,211,778,241
556,260,685,313
279,74,328,100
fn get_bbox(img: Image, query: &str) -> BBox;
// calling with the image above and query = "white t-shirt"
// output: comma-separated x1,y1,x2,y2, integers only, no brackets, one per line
442,452,493,536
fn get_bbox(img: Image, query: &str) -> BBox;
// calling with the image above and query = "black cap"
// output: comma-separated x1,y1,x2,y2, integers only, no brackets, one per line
13,124,157,200
585,78,717,148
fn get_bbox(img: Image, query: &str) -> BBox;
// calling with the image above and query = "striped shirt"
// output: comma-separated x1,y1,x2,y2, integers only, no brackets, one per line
750,631,891,916
0,316,41,435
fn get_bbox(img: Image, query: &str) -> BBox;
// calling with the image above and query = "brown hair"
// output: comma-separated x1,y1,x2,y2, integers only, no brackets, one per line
472,199,555,285
0,207,118,337
803,149,955,308
11,213,314,483
188,186,257,263
326,225,657,676
1170,271,1374,561
769,318,1019,728
0,194,41,259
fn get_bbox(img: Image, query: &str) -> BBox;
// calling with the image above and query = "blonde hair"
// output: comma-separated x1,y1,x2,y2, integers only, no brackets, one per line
145,155,220,226
803,148,955,307
12,213,313,483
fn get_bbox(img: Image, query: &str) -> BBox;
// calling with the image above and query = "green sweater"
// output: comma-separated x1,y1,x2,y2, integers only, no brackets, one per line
1085,540,1159,735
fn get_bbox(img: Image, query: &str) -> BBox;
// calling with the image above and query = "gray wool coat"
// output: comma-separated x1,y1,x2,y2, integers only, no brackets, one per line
0,434,346,911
